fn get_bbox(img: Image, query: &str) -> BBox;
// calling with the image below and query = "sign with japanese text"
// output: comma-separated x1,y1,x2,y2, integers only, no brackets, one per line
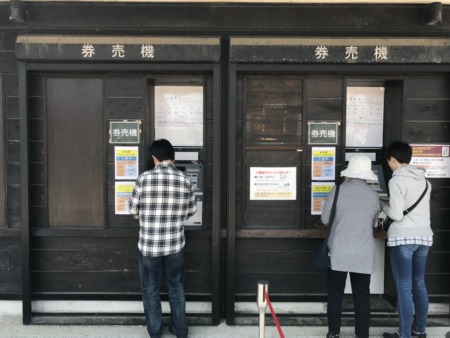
230,37,450,64
311,182,335,215
250,167,297,200
115,146,139,180
311,147,336,181
154,86,204,147
115,181,135,215
346,87,384,147
110,121,141,144
308,121,339,144
411,144,450,178
16,35,220,62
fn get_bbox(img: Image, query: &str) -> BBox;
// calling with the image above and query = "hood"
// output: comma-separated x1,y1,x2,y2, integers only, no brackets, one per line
392,164,426,180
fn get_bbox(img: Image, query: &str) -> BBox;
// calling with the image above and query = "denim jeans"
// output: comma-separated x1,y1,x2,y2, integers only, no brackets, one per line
138,249,188,338
390,245,430,338
327,269,371,338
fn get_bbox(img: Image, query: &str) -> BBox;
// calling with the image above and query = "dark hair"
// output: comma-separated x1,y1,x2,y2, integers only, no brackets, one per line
385,141,412,164
150,139,175,162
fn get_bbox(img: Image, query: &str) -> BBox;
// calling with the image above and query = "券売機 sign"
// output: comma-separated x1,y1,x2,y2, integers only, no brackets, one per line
308,121,339,145
109,120,141,144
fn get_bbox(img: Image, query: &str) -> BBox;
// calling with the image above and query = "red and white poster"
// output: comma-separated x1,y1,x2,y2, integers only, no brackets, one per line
411,144,450,178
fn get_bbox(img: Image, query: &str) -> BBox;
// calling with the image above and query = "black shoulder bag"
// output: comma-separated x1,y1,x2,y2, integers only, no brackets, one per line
382,180,429,231
312,184,340,270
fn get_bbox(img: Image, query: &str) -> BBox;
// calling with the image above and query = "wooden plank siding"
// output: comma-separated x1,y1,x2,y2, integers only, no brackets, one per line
233,76,343,300
23,72,215,304
0,1,449,324
402,76,450,297
30,235,212,296
0,25,22,299
232,74,450,305
0,236,22,296
0,74,5,228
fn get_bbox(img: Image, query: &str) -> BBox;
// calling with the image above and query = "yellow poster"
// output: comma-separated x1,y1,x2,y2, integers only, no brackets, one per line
311,182,335,215
311,147,336,181
115,146,139,180
115,181,135,215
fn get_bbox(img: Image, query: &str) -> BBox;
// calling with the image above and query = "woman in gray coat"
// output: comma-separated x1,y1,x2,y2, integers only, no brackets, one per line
321,155,381,338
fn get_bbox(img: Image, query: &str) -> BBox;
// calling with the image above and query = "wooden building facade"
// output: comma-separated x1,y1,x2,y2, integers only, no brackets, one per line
0,1,449,326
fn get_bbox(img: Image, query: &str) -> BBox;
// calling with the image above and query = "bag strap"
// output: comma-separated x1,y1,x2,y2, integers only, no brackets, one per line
403,180,428,215
324,184,340,244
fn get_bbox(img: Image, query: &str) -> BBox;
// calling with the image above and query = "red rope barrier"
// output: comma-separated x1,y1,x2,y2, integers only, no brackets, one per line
264,289,285,338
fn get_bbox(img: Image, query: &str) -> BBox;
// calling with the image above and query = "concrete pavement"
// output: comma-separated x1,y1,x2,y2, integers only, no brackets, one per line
0,315,449,338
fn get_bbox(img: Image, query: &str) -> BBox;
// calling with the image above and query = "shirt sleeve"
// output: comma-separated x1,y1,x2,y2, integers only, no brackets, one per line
128,176,142,219
320,185,336,226
382,179,406,221
186,178,197,219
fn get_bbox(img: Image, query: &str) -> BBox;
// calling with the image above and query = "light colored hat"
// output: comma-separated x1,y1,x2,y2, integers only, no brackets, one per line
340,155,378,181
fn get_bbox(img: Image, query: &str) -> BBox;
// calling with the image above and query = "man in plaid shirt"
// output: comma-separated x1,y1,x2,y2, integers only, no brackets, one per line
128,139,196,338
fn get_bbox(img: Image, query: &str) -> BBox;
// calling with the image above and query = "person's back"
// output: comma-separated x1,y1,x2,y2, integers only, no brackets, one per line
382,141,432,338
134,162,196,257
383,164,432,239
320,155,381,338
128,138,196,338
328,178,380,274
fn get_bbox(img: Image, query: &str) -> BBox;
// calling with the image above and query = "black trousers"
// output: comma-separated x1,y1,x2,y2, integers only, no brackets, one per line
327,269,371,338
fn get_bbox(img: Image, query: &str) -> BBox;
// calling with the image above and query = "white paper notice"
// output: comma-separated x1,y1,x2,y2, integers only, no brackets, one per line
346,87,384,147
411,144,450,178
250,167,297,200
154,86,203,147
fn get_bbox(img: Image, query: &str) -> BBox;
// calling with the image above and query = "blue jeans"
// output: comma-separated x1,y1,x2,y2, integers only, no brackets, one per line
138,250,188,338
390,245,430,338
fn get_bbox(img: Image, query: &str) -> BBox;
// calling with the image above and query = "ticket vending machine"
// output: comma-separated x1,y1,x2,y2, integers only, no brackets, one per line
175,148,203,226
343,86,388,294
153,85,205,227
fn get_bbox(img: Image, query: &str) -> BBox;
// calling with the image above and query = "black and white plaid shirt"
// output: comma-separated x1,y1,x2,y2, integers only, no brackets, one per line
128,162,197,257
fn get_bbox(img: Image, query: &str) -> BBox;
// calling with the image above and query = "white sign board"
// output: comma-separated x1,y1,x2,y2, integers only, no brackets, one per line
346,87,384,147
250,167,297,200
411,144,450,178
154,86,203,147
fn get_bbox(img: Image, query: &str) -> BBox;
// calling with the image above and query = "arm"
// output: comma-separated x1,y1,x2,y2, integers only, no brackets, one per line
186,179,197,220
320,186,336,226
381,180,406,221
128,176,142,219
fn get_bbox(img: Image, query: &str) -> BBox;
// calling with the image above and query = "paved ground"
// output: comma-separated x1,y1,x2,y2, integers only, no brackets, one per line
0,316,449,338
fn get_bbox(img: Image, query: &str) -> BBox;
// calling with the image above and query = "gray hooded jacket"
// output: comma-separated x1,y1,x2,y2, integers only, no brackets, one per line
381,164,433,239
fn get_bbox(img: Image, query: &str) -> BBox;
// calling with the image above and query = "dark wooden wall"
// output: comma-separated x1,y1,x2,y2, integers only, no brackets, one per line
402,76,450,295
0,1,449,321
0,75,5,228
25,73,214,300
232,73,450,307
233,75,341,301
0,24,22,299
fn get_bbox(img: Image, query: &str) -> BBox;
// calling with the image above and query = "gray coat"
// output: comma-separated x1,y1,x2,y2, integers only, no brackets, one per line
321,179,381,274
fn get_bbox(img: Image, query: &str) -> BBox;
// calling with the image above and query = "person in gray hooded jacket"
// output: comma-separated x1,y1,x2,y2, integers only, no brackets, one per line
381,141,433,338
321,155,381,338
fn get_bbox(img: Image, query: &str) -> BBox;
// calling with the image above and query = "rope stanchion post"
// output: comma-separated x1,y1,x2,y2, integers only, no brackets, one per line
257,280,269,338
264,289,285,338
